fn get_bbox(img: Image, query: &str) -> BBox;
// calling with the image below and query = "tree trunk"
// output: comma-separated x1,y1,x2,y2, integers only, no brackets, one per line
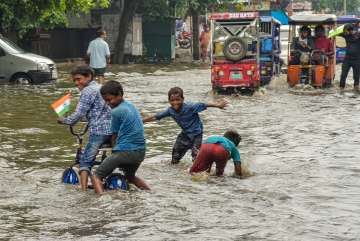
113,0,140,64
191,9,200,61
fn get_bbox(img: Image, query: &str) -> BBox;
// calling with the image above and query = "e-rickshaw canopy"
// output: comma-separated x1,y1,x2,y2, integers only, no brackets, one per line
288,14,337,25
259,16,281,25
337,15,360,24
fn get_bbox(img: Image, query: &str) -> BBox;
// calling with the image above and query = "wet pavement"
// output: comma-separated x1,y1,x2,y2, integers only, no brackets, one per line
1,64,360,240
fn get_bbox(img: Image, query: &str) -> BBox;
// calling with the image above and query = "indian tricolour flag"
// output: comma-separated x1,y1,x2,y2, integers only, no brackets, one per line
51,94,71,116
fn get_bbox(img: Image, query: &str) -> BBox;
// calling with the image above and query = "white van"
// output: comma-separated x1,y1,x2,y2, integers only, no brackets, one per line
0,35,57,84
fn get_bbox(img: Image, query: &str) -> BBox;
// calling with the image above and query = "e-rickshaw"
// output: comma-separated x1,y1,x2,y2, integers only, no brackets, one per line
259,15,282,85
209,12,261,94
287,14,337,88
336,16,360,64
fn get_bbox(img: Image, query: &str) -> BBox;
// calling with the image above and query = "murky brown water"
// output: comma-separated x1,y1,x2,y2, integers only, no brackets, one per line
1,64,360,240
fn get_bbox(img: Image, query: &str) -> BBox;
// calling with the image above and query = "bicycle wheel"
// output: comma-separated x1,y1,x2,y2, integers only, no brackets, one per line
105,173,128,191
62,167,80,185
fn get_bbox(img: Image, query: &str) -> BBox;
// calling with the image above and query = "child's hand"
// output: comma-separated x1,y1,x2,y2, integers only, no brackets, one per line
217,99,228,109
57,117,65,124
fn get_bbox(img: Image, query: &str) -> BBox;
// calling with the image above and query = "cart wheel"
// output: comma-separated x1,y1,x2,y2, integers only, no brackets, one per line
105,173,128,191
62,167,80,185
223,37,247,61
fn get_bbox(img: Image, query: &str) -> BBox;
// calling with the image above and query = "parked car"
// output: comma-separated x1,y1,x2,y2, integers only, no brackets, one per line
0,35,57,84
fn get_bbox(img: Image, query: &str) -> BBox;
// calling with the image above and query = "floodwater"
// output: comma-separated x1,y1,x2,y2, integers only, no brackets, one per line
1,64,360,241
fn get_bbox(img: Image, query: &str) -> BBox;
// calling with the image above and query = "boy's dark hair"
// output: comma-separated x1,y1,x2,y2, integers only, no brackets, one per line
315,25,325,33
344,23,354,32
96,29,106,37
300,25,311,35
71,65,94,79
100,80,124,96
168,87,184,100
224,130,241,146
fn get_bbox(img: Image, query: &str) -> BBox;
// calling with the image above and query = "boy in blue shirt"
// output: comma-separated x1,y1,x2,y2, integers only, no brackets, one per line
92,81,150,193
57,65,111,191
190,130,242,177
143,87,227,164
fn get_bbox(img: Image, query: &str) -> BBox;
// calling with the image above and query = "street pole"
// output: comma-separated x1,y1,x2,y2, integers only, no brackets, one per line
344,0,347,15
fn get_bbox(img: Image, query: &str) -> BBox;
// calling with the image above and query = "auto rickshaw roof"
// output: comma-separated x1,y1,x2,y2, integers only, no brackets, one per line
260,16,281,25
209,12,259,20
337,15,360,23
288,14,337,25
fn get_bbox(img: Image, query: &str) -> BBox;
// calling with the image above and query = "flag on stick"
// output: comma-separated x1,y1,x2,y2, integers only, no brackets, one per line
51,94,71,116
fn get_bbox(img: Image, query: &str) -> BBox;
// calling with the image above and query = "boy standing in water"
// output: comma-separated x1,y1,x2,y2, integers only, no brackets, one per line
143,87,227,164
57,65,112,191
93,81,150,193
190,130,242,177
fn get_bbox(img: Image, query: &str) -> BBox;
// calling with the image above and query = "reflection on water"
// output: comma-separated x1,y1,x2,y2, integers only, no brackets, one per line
1,65,360,240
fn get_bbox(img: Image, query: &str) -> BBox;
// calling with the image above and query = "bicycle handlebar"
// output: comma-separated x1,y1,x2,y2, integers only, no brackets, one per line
69,122,89,138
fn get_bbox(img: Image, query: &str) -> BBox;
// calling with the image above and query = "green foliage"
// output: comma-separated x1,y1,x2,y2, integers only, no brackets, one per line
138,0,174,21
0,0,110,37
310,0,360,14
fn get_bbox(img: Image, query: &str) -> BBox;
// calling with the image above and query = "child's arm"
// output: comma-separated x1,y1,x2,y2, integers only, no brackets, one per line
143,108,170,123
206,99,228,109
143,115,157,123
111,133,117,147
234,162,242,177
58,93,92,125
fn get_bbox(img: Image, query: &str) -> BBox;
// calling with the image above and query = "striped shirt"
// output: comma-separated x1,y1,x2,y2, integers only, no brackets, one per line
63,81,111,135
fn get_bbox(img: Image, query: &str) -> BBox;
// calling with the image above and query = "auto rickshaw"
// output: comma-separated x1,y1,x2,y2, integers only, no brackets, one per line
209,11,261,94
259,15,282,85
287,14,337,88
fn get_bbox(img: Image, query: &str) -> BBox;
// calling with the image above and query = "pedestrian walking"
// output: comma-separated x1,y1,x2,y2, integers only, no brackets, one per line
87,29,110,84
199,24,211,62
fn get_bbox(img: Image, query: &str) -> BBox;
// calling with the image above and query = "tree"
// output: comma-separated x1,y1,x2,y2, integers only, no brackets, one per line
311,0,360,14
113,0,177,64
0,0,110,37
113,0,142,64
174,0,220,60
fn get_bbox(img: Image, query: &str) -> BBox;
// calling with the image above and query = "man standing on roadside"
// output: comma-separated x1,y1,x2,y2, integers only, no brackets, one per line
87,29,111,84
339,24,360,92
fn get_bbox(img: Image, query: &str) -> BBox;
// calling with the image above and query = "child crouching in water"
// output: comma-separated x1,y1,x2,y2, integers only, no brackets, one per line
190,130,242,177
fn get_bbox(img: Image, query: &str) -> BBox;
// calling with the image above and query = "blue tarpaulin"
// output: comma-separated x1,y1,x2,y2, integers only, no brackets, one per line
271,11,289,25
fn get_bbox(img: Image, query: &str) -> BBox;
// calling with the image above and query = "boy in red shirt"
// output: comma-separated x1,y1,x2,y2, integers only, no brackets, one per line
314,25,333,54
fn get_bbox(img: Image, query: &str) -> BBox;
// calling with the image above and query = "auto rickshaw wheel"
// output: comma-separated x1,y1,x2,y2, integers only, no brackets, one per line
223,37,247,61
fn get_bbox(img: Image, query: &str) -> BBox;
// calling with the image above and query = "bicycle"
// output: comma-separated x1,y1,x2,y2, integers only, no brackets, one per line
61,123,128,191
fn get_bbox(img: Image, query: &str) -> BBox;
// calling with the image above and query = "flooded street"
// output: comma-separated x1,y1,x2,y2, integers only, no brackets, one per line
1,65,360,241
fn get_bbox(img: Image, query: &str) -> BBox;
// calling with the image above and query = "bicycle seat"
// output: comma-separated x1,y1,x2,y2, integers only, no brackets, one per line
99,143,112,149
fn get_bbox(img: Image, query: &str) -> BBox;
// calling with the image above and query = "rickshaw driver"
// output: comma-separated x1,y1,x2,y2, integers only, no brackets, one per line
313,25,334,85
313,25,333,62
290,26,315,65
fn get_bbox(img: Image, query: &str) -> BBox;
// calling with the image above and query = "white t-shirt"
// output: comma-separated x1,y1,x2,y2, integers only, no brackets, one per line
87,37,110,69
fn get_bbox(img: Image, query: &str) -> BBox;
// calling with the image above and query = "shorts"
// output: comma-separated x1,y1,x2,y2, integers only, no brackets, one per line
172,132,202,163
93,68,106,77
95,149,145,179
80,134,111,173
190,143,230,176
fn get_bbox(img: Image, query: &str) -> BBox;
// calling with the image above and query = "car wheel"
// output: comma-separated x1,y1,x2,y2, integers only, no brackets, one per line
10,73,33,85
223,37,247,61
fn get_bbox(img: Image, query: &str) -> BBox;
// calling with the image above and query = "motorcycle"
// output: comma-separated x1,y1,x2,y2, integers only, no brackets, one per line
177,31,192,49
